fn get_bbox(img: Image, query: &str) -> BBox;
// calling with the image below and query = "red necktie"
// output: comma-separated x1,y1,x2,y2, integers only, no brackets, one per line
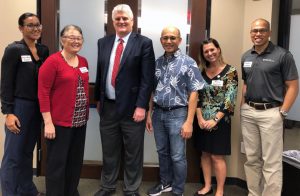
111,39,124,87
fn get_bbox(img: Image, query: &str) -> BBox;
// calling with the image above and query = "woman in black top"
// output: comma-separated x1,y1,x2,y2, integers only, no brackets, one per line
0,12,49,196
193,38,238,196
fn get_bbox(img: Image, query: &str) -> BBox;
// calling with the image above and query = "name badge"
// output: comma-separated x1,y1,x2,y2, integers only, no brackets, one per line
212,80,223,87
21,55,32,62
243,61,252,68
79,67,88,73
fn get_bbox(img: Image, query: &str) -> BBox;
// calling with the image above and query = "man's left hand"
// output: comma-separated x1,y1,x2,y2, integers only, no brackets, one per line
133,107,146,122
181,121,193,139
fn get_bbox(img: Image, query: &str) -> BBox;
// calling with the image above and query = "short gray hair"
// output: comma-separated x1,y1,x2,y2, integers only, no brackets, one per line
60,24,83,37
112,4,133,21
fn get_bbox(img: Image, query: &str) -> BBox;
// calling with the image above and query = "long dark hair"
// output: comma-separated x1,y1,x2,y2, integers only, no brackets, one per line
199,38,225,70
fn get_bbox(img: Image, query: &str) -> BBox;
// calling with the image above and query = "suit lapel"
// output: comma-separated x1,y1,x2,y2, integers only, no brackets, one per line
119,33,137,71
103,35,115,83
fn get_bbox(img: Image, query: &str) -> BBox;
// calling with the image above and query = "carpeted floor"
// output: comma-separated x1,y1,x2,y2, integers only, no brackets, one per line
32,177,248,196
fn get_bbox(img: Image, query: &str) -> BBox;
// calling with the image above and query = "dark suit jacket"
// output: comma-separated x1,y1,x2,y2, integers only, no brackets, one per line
94,33,155,118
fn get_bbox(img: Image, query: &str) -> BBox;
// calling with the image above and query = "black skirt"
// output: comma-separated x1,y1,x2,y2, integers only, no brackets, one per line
193,116,231,155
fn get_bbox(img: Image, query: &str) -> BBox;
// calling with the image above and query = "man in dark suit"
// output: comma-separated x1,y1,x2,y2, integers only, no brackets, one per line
94,4,155,196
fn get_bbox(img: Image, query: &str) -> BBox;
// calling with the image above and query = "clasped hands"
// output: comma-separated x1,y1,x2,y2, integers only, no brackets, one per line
198,119,218,132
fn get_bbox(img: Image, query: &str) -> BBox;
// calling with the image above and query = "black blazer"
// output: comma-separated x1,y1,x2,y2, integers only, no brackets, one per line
94,33,155,118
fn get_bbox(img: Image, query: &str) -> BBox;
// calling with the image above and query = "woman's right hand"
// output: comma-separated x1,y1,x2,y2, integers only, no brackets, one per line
5,114,21,134
44,122,56,139
198,118,206,129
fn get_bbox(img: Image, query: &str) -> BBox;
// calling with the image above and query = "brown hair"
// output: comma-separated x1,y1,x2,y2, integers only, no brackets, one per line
199,38,225,70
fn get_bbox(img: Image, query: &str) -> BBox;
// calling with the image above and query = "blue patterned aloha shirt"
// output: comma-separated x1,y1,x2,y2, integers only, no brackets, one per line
153,49,205,107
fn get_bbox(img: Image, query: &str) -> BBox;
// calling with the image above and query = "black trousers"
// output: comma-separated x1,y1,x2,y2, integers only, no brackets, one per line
1,98,41,196
46,125,86,196
99,100,145,194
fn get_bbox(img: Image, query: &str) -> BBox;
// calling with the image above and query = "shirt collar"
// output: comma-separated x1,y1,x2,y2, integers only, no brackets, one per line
115,32,131,43
163,49,182,59
251,41,274,54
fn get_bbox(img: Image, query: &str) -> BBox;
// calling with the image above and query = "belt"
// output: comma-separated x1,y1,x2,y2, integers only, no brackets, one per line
246,100,281,110
154,103,186,111
104,98,115,103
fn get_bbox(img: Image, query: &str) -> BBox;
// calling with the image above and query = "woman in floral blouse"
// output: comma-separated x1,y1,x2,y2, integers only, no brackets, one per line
194,38,238,196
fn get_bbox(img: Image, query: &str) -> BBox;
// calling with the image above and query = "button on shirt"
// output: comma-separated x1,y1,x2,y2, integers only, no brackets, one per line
1,40,49,114
153,49,205,107
105,33,131,100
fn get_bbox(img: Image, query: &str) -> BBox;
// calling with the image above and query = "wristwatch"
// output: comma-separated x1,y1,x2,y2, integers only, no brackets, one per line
213,116,220,123
280,110,288,117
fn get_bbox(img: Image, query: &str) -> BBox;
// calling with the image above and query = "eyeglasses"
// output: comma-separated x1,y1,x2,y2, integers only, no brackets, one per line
250,28,269,34
161,36,178,41
24,24,42,30
62,36,84,42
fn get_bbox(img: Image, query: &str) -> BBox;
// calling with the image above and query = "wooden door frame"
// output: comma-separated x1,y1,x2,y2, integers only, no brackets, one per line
277,0,292,49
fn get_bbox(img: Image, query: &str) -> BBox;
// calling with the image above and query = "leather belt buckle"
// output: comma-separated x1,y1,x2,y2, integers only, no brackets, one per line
248,101,265,110
154,103,186,111
247,101,280,110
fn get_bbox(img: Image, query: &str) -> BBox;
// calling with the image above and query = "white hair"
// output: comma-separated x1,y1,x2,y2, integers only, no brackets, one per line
112,4,133,20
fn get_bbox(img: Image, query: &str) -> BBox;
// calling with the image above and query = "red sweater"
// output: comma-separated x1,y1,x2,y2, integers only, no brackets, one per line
38,51,89,127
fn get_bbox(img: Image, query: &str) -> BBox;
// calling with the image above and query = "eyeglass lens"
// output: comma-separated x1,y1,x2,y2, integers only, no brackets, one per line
251,28,268,34
161,36,177,41
24,24,42,30
63,36,83,41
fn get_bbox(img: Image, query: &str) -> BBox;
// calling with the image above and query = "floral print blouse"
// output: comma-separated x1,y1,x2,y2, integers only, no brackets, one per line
198,64,238,122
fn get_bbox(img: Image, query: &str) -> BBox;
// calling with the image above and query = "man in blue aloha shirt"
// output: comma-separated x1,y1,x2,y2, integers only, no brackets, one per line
146,26,205,196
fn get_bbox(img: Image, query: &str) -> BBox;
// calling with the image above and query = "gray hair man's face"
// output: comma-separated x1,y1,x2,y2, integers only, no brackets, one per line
113,11,133,37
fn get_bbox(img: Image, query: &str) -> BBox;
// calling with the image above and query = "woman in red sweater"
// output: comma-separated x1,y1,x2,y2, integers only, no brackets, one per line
38,25,89,196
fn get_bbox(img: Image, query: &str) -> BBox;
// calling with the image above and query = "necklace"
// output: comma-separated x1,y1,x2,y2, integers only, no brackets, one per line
60,52,78,68
207,64,226,79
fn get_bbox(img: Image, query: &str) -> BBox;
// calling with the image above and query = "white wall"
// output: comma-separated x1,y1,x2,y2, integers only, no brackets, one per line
287,14,300,121
59,0,105,83
0,0,37,165
140,0,189,58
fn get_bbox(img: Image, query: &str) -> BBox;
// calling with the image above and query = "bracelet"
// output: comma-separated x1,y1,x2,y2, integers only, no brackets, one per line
213,116,220,123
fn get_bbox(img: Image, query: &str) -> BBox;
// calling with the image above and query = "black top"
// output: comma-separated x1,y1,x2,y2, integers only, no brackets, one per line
241,41,298,103
1,40,49,114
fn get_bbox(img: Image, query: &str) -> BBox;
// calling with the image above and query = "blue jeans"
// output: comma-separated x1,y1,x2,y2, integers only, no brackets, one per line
152,107,187,194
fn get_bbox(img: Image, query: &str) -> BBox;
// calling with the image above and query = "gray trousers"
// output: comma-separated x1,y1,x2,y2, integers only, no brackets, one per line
99,100,145,194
